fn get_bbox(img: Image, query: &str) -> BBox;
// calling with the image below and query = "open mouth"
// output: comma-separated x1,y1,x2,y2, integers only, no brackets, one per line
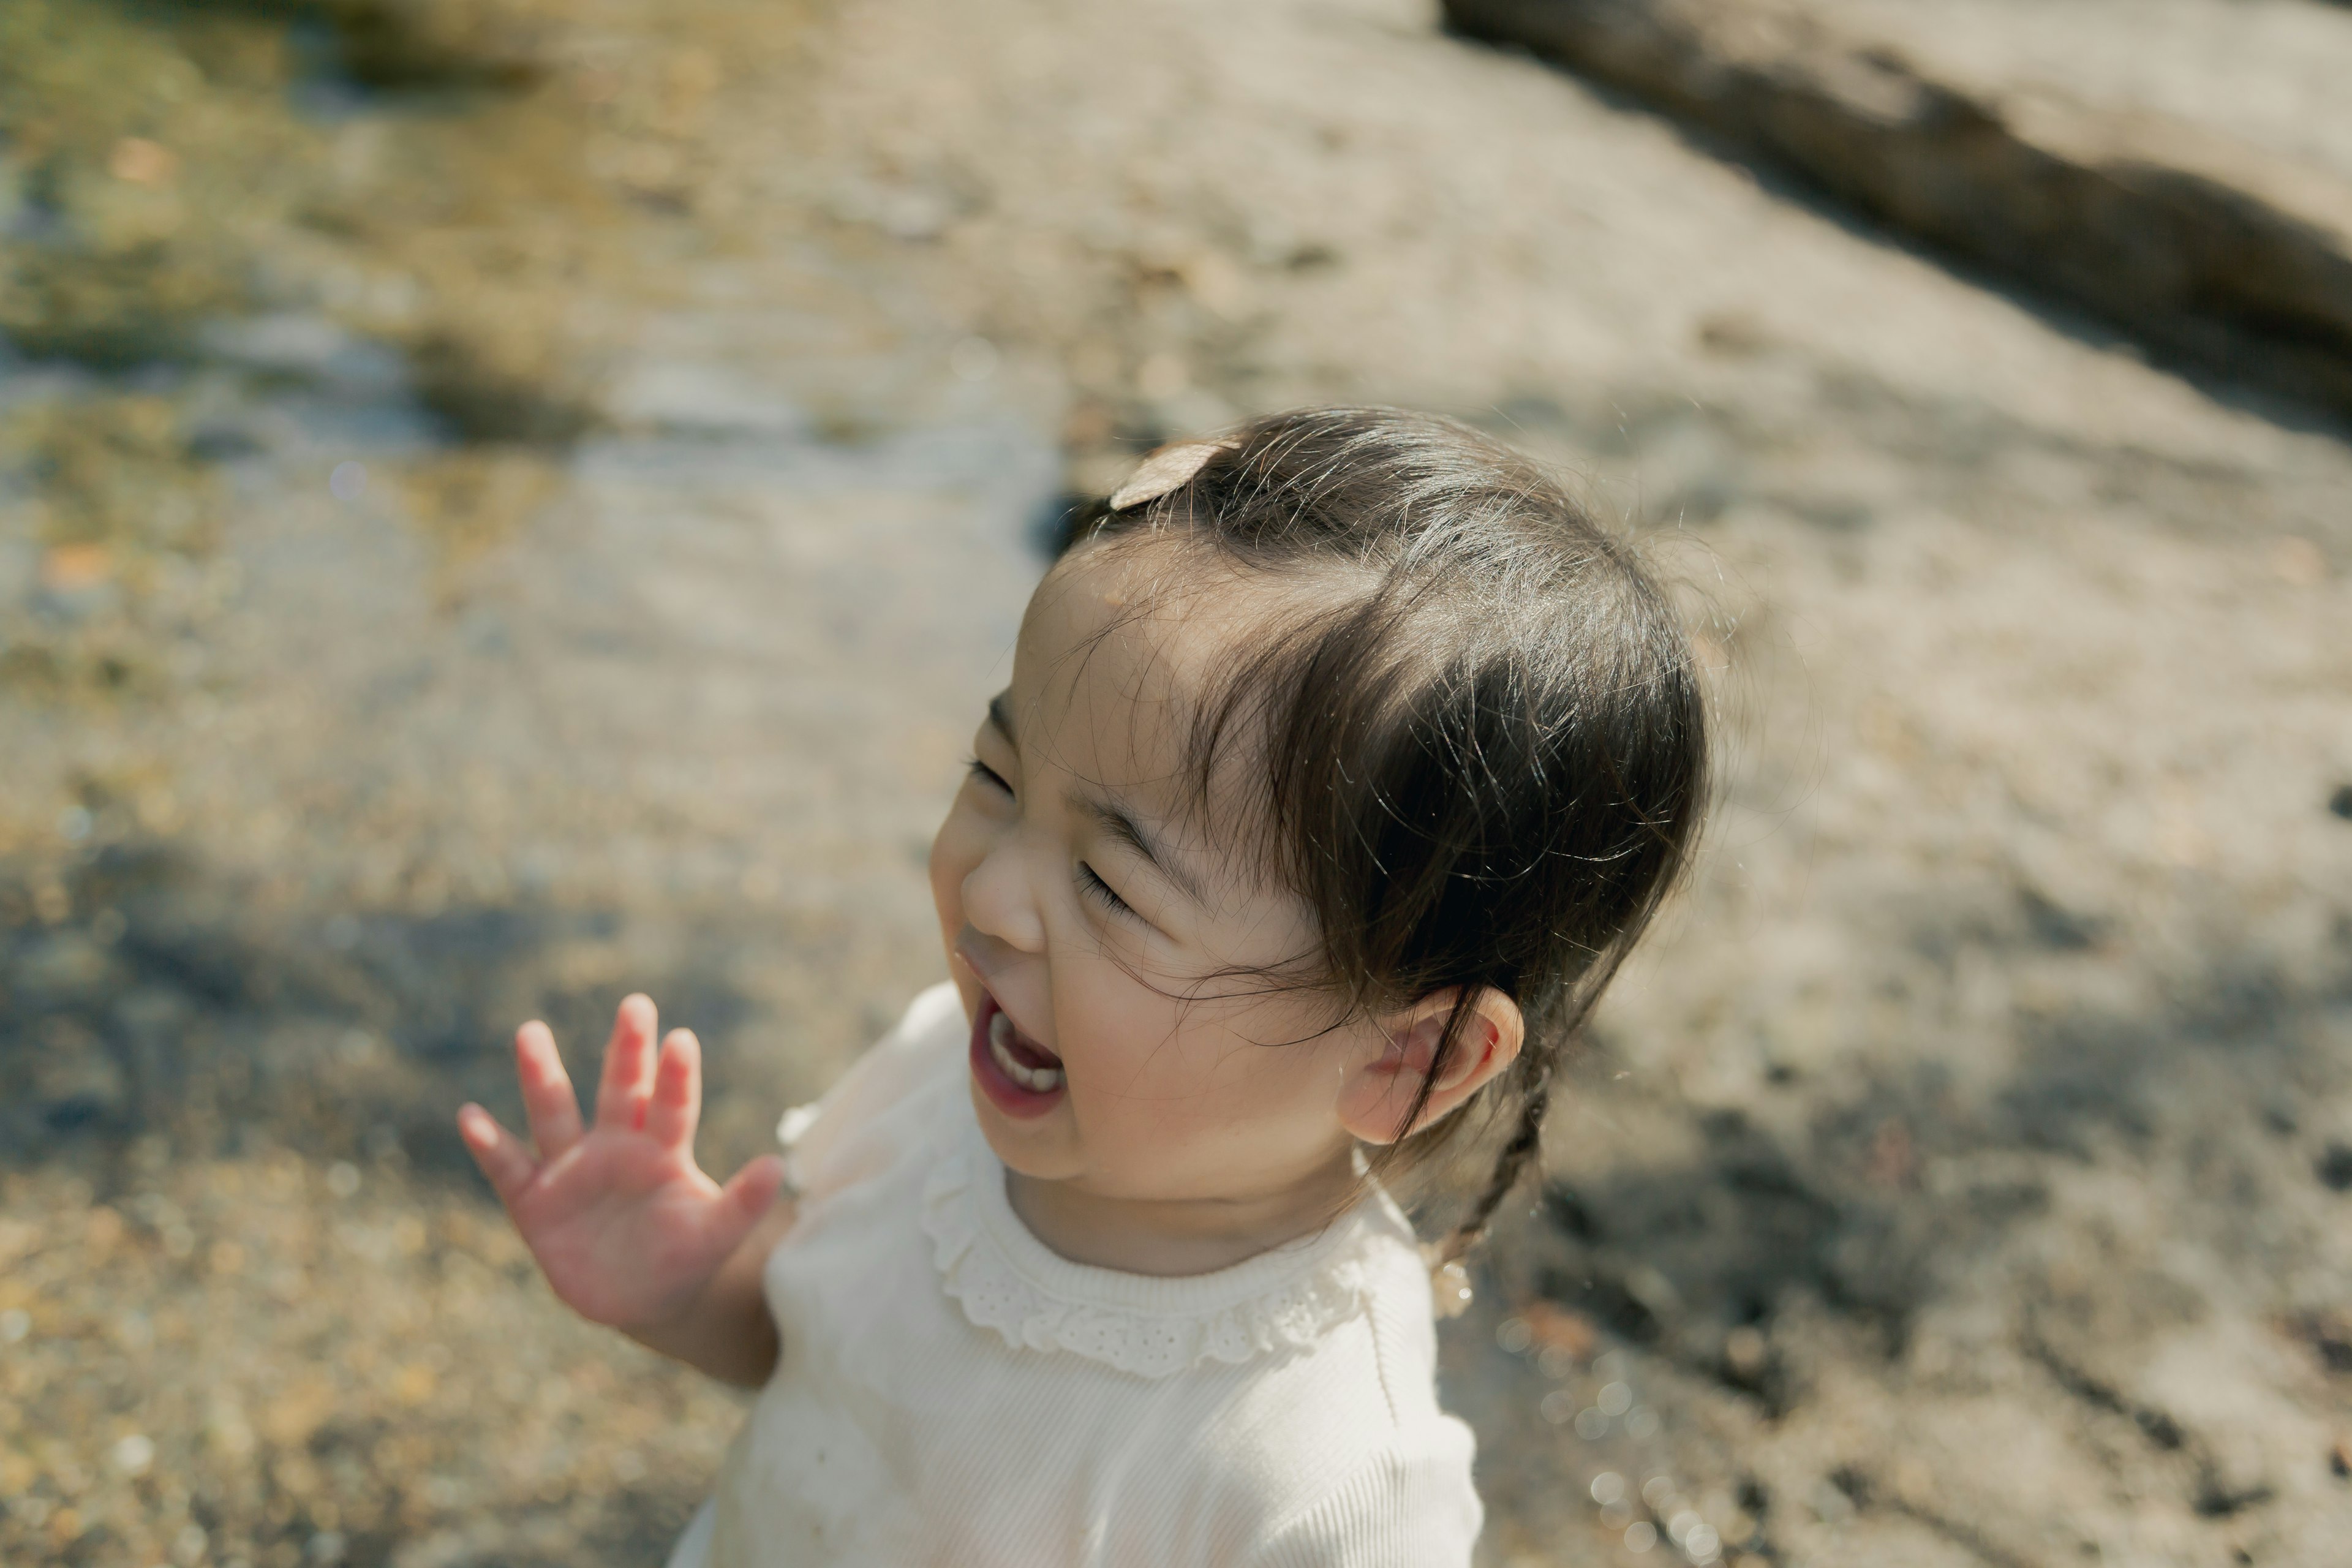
969,993,1066,1117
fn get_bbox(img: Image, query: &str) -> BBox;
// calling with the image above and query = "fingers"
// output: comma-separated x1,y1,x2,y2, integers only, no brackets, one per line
514,1020,585,1159
457,1103,538,1207
595,993,660,1132
644,1029,703,1150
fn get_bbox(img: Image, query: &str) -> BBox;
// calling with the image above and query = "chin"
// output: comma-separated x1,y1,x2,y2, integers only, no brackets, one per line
967,1085,1080,1179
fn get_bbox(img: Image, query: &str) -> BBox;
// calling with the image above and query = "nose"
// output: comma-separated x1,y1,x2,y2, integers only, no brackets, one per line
960,838,1046,956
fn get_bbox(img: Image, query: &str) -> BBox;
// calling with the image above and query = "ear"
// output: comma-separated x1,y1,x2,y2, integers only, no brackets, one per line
1337,988,1525,1146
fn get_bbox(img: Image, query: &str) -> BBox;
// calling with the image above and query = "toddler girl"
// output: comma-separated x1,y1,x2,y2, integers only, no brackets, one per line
456,407,1708,1567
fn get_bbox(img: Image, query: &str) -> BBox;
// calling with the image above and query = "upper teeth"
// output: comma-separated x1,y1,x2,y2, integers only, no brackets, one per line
990,1010,1065,1093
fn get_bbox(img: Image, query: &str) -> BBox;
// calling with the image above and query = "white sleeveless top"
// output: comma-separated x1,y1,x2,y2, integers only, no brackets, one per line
665,983,1482,1568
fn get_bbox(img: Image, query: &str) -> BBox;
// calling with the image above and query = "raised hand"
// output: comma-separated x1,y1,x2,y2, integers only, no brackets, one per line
457,995,786,1333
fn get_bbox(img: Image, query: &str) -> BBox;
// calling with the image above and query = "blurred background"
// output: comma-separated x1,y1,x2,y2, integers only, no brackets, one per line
3,1,2350,1565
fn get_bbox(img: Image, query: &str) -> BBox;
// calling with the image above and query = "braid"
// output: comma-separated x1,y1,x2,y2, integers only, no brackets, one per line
1439,1058,1554,1265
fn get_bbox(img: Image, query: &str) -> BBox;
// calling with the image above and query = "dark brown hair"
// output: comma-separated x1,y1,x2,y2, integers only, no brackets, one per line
1077,407,1709,1261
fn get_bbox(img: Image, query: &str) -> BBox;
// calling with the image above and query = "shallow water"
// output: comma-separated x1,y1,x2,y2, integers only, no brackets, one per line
2,0,1065,1136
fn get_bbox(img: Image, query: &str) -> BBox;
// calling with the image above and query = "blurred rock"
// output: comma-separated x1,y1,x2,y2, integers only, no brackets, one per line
1444,0,2352,418
403,318,603,445
303,0,561,88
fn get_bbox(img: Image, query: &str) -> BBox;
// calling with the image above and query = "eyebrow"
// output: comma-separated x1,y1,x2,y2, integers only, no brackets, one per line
1074,793,1208,907
986,691,1207,907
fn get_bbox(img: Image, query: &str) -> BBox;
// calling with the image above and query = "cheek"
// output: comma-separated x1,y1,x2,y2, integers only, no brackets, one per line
928,807,984,929
1061,973,1321,1121
1052,965,1176,1088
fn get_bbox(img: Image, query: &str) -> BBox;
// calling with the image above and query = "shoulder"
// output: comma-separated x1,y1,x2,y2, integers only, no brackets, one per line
1236,1400,1482,1568
777,982,967,1200
1237,1428,1483,1568
1215,1341,1482,1568
1204,1229,1482,1567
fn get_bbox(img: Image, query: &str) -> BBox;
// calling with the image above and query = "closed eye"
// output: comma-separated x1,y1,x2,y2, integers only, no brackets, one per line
965,757,1012,796
1076,862,1136,918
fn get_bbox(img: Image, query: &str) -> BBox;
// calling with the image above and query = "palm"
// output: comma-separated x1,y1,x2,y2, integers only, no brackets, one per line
457,997,783,1332
514,1131,734,1325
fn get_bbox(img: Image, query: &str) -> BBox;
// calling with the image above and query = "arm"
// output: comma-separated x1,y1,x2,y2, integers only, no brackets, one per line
457,995,793,1388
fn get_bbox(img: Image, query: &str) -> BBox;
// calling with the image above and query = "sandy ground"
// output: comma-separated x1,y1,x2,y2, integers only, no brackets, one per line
4,0,2350,1564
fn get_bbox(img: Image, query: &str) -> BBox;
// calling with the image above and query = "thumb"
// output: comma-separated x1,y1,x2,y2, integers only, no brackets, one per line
707,1153,789,1251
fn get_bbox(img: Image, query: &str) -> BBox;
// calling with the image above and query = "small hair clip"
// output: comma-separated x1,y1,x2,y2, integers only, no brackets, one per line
1107,439,1236,511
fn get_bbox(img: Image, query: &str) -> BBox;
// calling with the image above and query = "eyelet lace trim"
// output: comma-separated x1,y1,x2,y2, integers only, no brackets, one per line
919,1131,1392,1380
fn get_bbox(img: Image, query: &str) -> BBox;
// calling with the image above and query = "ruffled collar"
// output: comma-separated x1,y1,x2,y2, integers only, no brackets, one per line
920,1101,1417,1379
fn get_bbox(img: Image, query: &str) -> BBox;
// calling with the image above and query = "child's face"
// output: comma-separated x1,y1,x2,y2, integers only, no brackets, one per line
928,545,1379,1213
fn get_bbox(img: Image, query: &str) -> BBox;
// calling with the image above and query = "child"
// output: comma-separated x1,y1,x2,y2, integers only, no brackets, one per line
456,407,1708,1567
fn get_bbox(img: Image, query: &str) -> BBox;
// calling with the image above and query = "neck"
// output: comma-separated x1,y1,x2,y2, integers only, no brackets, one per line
1003,1147,1364,1276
